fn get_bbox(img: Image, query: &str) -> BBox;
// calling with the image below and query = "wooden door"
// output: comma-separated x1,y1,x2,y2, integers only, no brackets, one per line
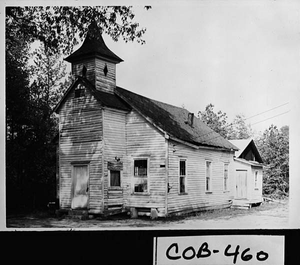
236,170,247,199
71,165,89,209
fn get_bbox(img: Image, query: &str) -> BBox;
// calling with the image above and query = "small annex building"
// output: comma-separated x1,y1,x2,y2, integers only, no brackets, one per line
229,139,264,208
54,25,239,218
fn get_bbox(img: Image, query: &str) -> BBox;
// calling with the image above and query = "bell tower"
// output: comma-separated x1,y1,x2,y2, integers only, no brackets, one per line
64,23,123,94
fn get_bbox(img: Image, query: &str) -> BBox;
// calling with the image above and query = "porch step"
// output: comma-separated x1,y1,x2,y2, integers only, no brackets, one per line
67,209,90,220
104,207,128,216
232,199,263,209
232,200,251,209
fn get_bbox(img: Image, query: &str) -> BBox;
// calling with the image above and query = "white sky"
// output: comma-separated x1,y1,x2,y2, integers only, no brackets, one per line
4,0,299,134
97,1,299,135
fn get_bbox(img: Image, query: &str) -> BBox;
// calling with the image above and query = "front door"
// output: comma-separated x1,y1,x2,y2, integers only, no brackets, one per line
236,170,247,199
71,165,89,209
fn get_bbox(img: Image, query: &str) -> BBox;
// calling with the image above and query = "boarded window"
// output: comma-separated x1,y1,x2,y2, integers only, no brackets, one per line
179,160,186,194
133,159,148,193
110,170,121,187
224,163,229,191
206,161,212,192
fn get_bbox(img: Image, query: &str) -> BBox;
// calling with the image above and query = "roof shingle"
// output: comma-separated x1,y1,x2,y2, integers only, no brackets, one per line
115,86,238,151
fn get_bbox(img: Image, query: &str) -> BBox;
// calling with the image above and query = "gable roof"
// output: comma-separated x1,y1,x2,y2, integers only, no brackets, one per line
115,86,238,151
229,139,263,163
54,80,238,151
53,77,130,113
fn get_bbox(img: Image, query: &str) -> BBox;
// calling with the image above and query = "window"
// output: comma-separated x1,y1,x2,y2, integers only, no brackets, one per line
254,171,258,189
110,170,121,187
224,163,229,191
179,160,186,194
74,84,85,98
133,159,148,193
205,161,212,192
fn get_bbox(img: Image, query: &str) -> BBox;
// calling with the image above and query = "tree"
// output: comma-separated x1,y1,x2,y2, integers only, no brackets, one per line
6,6,150,212
198,104,230,138
29,43,71,109
227,114,253,140
256,125,289,199
6,6,149,56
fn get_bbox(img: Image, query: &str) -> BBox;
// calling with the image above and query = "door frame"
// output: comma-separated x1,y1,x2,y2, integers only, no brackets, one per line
235,169,247,199
71,161,90,209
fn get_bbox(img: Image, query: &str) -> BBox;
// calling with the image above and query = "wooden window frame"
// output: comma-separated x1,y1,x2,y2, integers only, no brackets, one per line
205,160,212,193
178,158,187,195
132,157,150,194
223,163,229,192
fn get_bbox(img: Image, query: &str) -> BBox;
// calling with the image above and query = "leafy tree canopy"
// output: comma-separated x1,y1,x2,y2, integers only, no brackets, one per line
227,114,253,140
6,6,150,56
198,104,229,139
256,125,289,198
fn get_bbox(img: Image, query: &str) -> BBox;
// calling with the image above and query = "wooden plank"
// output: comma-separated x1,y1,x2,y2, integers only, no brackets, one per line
167,139,235,215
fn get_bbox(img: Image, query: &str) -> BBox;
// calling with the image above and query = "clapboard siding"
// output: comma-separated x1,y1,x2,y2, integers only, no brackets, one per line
124,110,167,216
103,108,127,210
95,59,116,94
72,58,96,86
167,140,235,215
58,85,103,213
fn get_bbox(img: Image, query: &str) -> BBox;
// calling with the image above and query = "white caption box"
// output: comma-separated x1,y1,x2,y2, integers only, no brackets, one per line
153,235,284,265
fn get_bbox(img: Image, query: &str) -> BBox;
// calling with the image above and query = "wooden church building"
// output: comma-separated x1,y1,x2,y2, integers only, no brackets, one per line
54,25,239,218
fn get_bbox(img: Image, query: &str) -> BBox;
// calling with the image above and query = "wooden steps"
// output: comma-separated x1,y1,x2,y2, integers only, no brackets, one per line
232,199,262,209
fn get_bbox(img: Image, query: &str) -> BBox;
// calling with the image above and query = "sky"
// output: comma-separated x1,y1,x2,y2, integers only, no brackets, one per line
4,0,298,135
94,0,299,135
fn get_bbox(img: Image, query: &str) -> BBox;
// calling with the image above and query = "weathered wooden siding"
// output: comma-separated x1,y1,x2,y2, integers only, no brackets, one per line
95,59,116,94
102,108,127,210
72,58,96,85
123,110,167,216
71,58,116,94
167,140,235,215
58,84,103,213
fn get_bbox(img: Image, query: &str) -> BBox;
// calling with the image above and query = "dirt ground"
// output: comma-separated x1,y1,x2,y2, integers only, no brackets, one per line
6,201,289,230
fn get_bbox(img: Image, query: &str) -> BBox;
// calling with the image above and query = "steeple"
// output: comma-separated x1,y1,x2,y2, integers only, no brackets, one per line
65,22,123,94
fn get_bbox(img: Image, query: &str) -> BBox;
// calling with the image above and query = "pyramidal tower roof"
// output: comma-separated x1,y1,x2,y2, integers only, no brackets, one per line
64,23,123,64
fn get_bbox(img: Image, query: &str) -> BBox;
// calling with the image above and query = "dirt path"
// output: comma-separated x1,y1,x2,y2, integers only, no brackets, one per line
6,201,289,230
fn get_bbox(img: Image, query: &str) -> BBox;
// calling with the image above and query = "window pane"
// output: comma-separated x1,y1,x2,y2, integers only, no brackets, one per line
224,164,228,190
134,178,147,192
134,160,147,177
180,160,186,176
255,171,258,188
110,170,120,187
180,176,185,193
206,161,211,191
206,177,210,191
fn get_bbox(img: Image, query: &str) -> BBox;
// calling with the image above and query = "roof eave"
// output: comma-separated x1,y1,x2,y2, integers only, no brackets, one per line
234,157,264,167
64,53,123,64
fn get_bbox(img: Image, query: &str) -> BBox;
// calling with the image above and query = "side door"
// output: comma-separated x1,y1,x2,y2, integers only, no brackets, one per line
236,170,247,199
71,165,89,209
